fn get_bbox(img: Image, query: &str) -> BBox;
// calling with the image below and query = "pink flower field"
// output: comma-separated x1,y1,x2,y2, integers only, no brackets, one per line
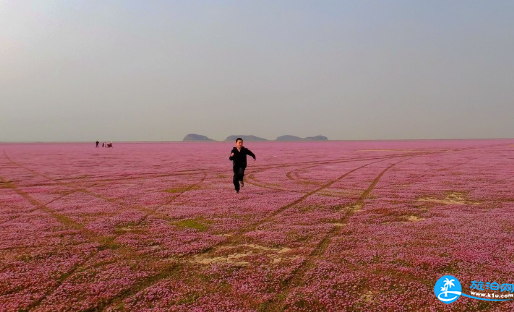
1,140,514,311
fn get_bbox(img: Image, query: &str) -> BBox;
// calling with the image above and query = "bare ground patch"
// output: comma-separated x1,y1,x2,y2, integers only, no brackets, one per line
190,244,294,266
418,192,480,205
405,215,425,222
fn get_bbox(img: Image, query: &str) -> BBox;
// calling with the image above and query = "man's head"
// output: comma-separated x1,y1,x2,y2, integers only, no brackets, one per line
236,138,243,149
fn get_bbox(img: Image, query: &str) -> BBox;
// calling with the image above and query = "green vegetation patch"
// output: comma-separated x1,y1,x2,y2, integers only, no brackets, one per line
164,186,199,193
175,219,210,231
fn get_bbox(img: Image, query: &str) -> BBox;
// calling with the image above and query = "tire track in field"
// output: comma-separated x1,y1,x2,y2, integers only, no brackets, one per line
282,152,425,187
0,155,207,311
99,157,414,309
246,152,424,192
0,180,105,226
97,158,392,311
0,174,190,312
67,169,204,185
0,155,376,312
272,143,507,198
269,146,511,310
101,151,448,309
69,171,213,311
263,144,508,310
2,149,202,186
135,170,208,223
0,177,111,241
27,170,203,310
435,157,479,172
0,168,204,230
81,263,185,312
2,154,207,253
265,159,408,311
241,159,396,234
3,151,207,222
0,175,153,311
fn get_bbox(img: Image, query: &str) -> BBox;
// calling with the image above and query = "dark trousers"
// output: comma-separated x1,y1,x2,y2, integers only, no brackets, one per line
233,167,244,191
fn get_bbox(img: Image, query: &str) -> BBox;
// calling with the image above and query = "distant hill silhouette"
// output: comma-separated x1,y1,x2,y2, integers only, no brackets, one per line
183,134,214,141
276,135,302,141
304,135,328,141
276,135,328,141
225,135,268,142
184,134,328,142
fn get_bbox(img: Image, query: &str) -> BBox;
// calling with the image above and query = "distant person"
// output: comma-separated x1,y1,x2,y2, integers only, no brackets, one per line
106,141,113,148
102,142,105,147
229,138,256,193
96,140,99,148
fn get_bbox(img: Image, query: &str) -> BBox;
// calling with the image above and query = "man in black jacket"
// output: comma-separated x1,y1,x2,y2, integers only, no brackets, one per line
229,138,256,193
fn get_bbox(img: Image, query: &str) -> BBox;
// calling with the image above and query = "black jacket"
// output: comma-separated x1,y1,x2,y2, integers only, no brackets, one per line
229,147,256,168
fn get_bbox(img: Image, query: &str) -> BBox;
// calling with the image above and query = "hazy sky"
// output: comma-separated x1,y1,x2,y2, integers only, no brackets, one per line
1,1,513,142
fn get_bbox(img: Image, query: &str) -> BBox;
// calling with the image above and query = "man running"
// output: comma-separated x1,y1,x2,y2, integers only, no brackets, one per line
229,138,256,193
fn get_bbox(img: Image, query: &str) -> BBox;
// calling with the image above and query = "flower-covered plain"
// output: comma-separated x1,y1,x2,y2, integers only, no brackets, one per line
1,140,513,311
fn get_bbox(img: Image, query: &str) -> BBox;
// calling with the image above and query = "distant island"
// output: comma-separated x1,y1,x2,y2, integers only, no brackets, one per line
276,135,328,141
182,134,328,141
182,134,214,141
224,135,268,142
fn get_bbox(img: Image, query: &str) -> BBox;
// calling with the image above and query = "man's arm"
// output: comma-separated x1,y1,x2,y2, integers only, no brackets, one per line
246,149,256,160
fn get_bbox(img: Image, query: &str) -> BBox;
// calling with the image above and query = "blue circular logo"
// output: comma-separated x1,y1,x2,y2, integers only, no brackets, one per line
434,275,462,304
